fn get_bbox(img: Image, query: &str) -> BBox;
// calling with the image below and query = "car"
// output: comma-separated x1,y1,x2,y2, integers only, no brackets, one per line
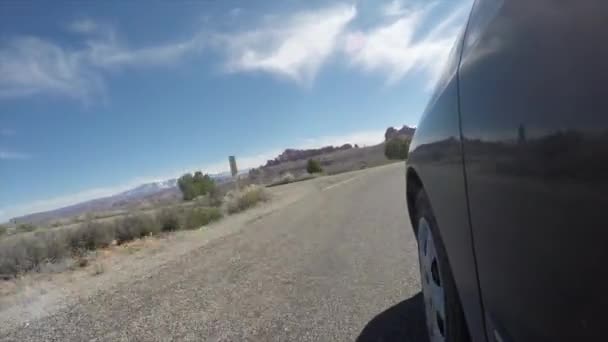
406,1,608,341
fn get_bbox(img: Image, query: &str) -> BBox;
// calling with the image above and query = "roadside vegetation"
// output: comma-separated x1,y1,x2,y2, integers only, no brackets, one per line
306,159,323,174
0,175,269,280
384,138,410,160
224,185,269,214
178,171,217,200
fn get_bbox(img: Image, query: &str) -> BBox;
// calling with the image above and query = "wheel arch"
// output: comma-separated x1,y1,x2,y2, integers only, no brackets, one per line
406,165,423,235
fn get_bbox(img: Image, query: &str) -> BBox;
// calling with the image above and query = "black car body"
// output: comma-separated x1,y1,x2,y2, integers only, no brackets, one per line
406,1,608,341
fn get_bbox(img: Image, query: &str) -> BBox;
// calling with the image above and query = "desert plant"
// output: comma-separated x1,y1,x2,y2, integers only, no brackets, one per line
384,138,410,160
178,171,216,201
269,172,295,186
184,207,222,229
225,185,269,214
0,230,72,277
114,214,159,245
307,159,323,174
16,223,37,233
157,208,181,232
67,220,115,252
41,230,69,262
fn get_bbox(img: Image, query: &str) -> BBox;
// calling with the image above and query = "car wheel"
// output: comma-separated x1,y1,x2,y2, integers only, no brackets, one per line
415,190,469,342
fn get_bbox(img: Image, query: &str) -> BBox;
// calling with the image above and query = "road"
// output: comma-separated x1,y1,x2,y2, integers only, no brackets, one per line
1,162,426,342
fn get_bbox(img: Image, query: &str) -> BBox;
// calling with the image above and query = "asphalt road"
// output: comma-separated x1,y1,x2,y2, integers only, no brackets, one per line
1,162,426,342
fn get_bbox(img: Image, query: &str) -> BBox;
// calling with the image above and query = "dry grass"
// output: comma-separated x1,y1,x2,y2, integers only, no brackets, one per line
224,185,270,214
184,207,223,229
0,186,267,280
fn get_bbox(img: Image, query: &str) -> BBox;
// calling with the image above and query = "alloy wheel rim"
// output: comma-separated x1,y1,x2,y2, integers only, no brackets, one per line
418,218,447,342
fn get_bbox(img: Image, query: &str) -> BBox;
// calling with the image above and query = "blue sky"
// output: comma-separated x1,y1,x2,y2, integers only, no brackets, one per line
0,0,471,222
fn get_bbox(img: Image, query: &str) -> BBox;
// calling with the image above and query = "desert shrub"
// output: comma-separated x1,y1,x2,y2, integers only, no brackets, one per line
114,214,159,245
178,171,216,201
0,230,71,277
225,185,269,214
281,172,295,183
0,239,27,277
16,223,37,233
67,221,115,252
157,208,181,232
307,159,323,174
184,207,222,229
40,230,69,262
0,225,7,236
384,138,410,160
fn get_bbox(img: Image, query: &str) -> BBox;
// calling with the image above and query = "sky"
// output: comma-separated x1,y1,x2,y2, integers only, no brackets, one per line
0,0,472,222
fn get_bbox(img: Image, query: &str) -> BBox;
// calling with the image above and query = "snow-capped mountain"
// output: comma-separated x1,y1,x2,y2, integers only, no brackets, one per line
11,172,243,225
117,179,178,199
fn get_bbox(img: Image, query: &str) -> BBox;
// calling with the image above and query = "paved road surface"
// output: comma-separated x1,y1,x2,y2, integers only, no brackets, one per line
1,162,426,341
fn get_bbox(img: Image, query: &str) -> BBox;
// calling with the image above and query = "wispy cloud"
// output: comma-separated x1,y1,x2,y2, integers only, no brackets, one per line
0,3,469,103
0,19,205,102
381,0,411,17
344,3,470,88
0,149,30,160
68,18,102,35
220,4,356,85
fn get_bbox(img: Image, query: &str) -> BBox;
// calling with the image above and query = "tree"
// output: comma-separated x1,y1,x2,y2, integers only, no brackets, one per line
384,138,410,160
178,171,216,201
307,159,323,174
178,173,196,200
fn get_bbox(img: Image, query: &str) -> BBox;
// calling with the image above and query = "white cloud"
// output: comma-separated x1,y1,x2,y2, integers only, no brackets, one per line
381,0,410,17
0,149,30,160
344,3,469,88
0,3,470,102
68,18,101,34
0,37,103,100
0,20,206,102
221,4,356,84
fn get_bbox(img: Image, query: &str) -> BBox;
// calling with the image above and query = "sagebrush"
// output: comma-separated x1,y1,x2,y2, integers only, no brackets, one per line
224,185,269,214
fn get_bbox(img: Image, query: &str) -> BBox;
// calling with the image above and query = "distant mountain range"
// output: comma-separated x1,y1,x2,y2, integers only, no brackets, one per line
10,172,238,225
12,126,416,225
263,144,354,167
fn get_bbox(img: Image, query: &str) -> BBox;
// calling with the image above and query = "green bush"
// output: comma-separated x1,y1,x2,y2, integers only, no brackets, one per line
384,138,410,160
157,208,181,232
0,225,7,236
306,159,323,174
178,171,216,201
184,207,222,229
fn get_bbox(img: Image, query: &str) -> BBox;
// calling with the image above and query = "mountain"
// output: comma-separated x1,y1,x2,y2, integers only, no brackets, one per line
264,144,354,167
11,173,235,225
117,179,178,199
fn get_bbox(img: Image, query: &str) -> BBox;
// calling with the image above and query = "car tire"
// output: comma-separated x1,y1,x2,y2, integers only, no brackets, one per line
415,190,470,342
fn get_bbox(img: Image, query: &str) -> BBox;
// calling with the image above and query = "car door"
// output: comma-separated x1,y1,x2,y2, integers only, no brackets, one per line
459,0,608,341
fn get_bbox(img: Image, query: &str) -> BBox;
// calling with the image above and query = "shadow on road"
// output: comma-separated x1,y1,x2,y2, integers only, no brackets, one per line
356,292,428,342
